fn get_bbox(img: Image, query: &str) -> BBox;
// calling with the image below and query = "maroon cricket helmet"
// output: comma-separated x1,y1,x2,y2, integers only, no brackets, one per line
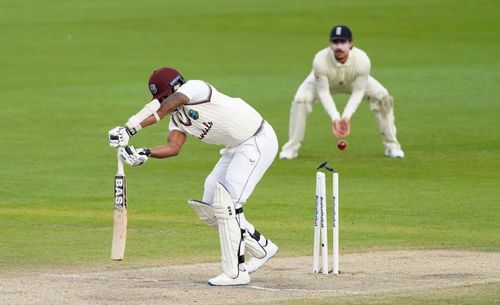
148,67,185,100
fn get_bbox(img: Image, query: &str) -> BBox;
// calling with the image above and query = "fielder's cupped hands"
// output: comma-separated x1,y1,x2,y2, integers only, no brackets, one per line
119,145,151,167
332,118,350,138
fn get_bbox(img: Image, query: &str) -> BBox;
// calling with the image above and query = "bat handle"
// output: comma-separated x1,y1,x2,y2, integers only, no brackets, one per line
117,149,124,175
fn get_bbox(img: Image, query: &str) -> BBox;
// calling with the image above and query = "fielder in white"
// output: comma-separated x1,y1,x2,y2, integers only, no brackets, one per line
108,67,279,286
279,25,404,159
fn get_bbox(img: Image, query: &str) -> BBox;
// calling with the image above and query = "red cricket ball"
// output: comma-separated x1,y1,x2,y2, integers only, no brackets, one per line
337,140,348,150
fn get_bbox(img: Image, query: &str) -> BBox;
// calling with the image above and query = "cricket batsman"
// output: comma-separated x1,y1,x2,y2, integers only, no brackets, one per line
279,25,405,159
108,67,279,286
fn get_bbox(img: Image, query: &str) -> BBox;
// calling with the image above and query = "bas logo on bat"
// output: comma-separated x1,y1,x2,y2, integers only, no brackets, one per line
114,177,125,206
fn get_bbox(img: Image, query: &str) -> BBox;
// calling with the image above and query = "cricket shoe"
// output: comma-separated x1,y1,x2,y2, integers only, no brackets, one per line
279,149,298,160
385,148,405,158
208,269,250,286
247,240,279,273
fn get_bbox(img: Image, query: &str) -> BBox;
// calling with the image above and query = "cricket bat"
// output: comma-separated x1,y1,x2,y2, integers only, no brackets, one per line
111,150,127,260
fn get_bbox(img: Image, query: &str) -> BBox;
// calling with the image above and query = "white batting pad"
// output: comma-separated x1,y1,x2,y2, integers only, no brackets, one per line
187,199,217,227
213,183,242,279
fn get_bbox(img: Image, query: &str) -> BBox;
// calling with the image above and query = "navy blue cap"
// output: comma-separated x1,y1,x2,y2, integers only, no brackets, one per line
330,25,352,41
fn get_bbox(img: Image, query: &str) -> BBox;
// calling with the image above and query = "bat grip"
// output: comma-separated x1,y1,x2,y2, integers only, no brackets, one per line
117,149,124,175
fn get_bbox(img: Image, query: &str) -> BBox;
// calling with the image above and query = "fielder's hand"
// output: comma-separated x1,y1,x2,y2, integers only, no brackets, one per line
119,145,151,167
332,119,350,138
108,126,133,148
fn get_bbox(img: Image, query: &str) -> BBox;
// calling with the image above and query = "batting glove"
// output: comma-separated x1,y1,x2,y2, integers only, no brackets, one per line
119,145,151,167
108,126,136,148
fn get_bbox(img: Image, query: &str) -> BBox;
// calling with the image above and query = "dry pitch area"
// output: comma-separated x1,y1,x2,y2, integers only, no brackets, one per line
1,250,500,305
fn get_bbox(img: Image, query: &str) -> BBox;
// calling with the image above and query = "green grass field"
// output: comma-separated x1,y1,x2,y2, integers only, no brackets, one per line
1,0,499,303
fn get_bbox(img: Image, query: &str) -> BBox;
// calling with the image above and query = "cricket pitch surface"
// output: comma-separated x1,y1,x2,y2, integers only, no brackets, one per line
2,250,500,304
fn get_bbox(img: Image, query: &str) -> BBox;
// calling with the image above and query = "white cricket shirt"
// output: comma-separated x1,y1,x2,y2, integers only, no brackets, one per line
311,46,371,120
168,80,264,148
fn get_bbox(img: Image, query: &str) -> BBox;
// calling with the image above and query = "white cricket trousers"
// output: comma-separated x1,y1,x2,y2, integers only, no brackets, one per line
203,121,278,236
281,74,402,154
203,121,278,209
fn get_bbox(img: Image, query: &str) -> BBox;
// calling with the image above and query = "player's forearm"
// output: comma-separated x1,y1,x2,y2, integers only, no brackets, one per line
315,76,341,121
124,99,162,134
317,90,341,121
149,130,186,159
149,144,182,159
342,90,365,119
130,92,191,131
139,115,157,129
341,76,368,119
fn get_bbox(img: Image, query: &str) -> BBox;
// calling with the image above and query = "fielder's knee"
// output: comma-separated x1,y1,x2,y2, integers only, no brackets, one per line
381,94,394,107
291,96,313,114
370,92,393,113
